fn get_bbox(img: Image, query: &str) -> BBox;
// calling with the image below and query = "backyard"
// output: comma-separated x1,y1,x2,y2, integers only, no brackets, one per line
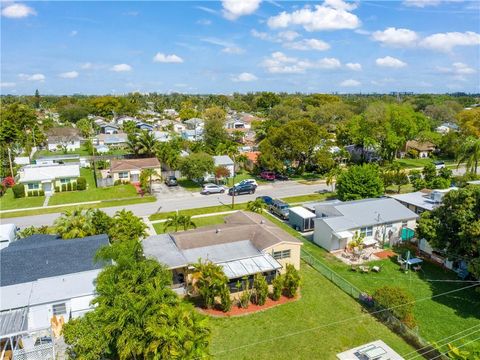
210,264,415,359
47,168,140,205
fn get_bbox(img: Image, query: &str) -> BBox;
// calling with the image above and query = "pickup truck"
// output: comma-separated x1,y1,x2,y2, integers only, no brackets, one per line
269,199,290,220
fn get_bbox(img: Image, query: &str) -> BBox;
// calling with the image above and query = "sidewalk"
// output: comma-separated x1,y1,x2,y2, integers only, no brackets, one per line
0,200,101,214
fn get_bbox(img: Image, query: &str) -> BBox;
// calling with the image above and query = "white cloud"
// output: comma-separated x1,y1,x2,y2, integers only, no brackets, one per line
153,53,184,63
70,30,78,37
251,29,273,41
437,62,476,76
81,62,93,69
284,38,330,51
345,62,362,71
197,19,212,25
110,64,132,72
1,3,36,18
0,82,16,88
222,46,245,54
403,0,441,7
340,79,361,87
222,0,262,20
372,27,418,47
59,71,79,79
232,72,258,82
278,30,300,41
267,1,360,31
18,73,45,81
262,51,341,74
375,56,407,68
420,31,480,52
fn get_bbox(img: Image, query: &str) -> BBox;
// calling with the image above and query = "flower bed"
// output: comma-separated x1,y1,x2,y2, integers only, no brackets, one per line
198,295,300,318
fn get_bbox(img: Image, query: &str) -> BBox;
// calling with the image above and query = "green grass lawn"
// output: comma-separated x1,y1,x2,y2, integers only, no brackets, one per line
210,264,415,359
153,214,226,234
178,179,202,192
149,203,248,221
34,146,130,158
281,192,335,205
0,188,45,210
48,168,139,205
393,158,455,169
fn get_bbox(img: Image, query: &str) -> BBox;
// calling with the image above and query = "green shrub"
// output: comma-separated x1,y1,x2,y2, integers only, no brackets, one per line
61,184,67,192
220,287,232,312
39,190,45,196
271,275,283,301
67,182,72,191
12,184,25,198
34,190,39,197
114,180,121,186
283,264,301,298
238,289,251,309
372,286,416,328
72,182,77,191
252,274,269,306
55,186,60,192
77,176,86,190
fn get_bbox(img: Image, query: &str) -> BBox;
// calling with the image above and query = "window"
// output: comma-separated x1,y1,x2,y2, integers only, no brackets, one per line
27,183,39,190
273,249,291,260
118,172,129,179
402,221,408,228
60,178,69,184
360,226,373,237
52,303,67,316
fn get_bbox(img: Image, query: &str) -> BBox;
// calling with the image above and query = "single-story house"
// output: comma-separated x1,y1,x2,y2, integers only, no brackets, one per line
435,122,459,134
136,122,154,132
213,155,234,177
182,129,203,141
389,188,457,215
46,127,82,152
405,140,436,158
18,163,80,196
94,133,128,146
0,234,109,333
163,108,179,117
184,118,204,130
110,157,161,183
225,119,250,130
153,131,171,142
143,211,302,296
99,123,119,134
115,115,138,125
313,198,418,252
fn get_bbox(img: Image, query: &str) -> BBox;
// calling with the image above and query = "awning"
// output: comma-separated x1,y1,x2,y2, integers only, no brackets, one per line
0,308,28,338
218,253,282,279
130,170,141,175
333,231,353,239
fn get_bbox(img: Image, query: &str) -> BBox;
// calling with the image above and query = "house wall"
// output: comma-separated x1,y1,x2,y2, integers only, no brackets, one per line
265,243,302,271
47,140,81,152
112,167,161,183
313,219,336,251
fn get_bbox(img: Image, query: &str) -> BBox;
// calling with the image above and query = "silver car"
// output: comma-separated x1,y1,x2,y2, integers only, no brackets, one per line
201,183,225,195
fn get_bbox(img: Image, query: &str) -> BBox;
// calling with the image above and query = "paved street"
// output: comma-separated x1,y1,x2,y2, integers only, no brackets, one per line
8,181,330,228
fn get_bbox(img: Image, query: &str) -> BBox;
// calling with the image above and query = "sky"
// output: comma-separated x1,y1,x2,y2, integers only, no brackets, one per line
1,0,479,95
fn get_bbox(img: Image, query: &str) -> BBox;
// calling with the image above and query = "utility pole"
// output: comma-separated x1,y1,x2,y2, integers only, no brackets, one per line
231,155,235,209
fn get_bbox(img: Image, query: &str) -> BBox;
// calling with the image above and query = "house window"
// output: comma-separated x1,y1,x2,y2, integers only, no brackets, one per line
402,221,408,228
52,303,67,316
27,183,40,190
60,178,69,184
118,172,129,179
273,249,291,260
360,226,373,237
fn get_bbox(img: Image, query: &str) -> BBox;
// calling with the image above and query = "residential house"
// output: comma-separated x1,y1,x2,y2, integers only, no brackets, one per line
163,108,179,117
389,188,457,215
99,123,119,134
405,140,436,158
313,198,418,252
435,122,459,134
18,163,80,196
143,211,302,296
181,129,203,141
213,155,235,177
110,157,161,183
0,223,18,250
184,118,204,130
46,127,82,152
173,122,186,134
0,234,109,333
136,122,154,132
115,115,138,125
94,133,129,146
153,131,171,143
225,118,250,130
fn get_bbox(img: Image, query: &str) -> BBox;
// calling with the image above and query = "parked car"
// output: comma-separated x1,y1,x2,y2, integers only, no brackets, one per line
235,178,258,188
434,161,445,169
274,173,289,181
256,195,273,205
260,171,275,181
228,183,256,196
269,199,290,220
201,183,225,195
164,175,178,187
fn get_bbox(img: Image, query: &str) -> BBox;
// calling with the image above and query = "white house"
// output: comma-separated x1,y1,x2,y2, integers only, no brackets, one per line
313,198,418,252
389,188,458,215
153,131,171,142
18,163,80,196
0,234,109,333
182,129,203,141
213,155,235,177
46,127,82,152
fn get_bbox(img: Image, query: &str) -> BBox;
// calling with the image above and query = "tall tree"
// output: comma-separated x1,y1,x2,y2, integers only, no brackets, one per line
336,164,384,201
457,137,480,175
34,89,40,109
178,152,214,181
203,106,227,150
127,130,157,157
108,209,148,243
54,209,95,239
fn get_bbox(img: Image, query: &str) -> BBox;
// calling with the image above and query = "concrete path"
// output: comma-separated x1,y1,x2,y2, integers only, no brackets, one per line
42,195,50,208
142,216,156,235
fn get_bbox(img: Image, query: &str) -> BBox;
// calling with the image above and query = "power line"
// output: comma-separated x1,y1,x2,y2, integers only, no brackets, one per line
429,335,480,360
212,283,478,356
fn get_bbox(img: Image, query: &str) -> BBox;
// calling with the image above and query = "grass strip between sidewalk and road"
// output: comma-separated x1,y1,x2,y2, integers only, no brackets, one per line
0,196,156,219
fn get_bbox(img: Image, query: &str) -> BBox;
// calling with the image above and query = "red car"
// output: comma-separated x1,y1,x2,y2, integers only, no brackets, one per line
260,171,275,181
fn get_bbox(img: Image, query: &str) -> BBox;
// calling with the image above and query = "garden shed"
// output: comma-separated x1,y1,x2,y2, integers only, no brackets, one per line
288,206,316,232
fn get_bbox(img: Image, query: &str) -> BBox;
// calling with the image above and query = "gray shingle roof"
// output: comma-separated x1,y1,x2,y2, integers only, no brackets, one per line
0,234,109,286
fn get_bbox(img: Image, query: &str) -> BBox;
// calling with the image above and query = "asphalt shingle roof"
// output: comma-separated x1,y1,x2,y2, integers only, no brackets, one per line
0,234,109,286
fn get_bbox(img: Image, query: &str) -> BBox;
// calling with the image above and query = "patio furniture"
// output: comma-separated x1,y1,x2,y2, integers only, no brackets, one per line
359,266,370,273
372,265,382,272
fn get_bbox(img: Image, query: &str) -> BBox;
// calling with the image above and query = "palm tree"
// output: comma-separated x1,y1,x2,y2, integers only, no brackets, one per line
141,168,156,194
457,136,480,175
247,198,266,214
127,130,157,157
326,167,341,192
179,215,197,231
54,208,94,239
190,260,228,309
163,213,183,232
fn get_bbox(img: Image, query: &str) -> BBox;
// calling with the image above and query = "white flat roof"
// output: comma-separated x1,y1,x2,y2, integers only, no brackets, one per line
289,206,316,219
0,224,16,241
337,340,404,360
19,163,80,183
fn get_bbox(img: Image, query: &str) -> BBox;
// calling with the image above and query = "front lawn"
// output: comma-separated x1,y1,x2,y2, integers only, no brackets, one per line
393,158,455,169
149,203,248,221
153,214,226,234
0,188,45,210
177,179,202,192
210,264,414,359
281,192,334,205
48,168,140,205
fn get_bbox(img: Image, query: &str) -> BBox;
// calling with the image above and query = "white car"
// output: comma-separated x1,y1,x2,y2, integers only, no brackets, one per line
201,183,225,195
234,179,258,188
434,161,445,170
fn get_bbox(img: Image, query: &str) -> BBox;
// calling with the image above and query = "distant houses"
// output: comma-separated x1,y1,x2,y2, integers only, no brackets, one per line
405,140,436,158
46,127,82,152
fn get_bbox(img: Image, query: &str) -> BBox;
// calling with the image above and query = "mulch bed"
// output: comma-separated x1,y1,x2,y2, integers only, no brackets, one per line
375,250,397,259
198,295,300,317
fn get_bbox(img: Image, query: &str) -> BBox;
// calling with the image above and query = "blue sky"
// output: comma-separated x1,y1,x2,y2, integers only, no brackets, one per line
1,0,479,95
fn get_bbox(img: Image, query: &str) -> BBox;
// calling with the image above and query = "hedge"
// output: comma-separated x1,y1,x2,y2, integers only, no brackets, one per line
12,184,25,198
77,177,87,190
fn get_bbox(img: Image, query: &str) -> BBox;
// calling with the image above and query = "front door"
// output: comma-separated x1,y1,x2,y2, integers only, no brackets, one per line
43,182,52,194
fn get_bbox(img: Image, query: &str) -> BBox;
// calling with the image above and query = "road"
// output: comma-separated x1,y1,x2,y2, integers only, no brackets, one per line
9,181,330,229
